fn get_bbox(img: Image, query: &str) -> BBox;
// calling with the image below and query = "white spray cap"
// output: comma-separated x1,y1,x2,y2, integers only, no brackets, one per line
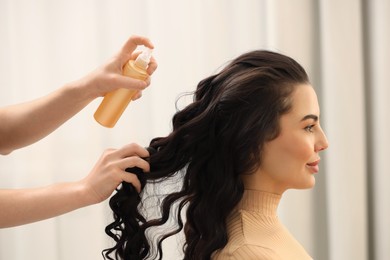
134,47,153,70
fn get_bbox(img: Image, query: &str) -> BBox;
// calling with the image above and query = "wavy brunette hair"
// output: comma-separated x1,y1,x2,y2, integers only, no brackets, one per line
103,50,309,260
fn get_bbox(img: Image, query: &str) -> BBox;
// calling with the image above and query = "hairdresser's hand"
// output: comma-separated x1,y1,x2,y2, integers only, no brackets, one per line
0,36,157,155
80,143,150,205
75,35,158,101
0,143,150,228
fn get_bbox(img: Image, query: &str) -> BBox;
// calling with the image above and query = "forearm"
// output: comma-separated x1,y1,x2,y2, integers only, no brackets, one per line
0,82,94,154
0,181,93,228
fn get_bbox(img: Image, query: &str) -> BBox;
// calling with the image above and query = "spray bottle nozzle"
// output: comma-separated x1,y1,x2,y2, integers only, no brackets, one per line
134,47,153,70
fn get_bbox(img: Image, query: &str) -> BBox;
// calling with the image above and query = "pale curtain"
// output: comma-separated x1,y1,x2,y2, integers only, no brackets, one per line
0,0,388,259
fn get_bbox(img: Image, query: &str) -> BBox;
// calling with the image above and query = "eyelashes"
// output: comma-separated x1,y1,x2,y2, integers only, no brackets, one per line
304,124,315,133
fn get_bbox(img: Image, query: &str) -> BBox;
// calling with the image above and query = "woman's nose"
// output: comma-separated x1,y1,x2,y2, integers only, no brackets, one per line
315,129,329,152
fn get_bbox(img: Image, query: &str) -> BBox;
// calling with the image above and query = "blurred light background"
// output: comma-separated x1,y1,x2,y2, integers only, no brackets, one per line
0,0,389,259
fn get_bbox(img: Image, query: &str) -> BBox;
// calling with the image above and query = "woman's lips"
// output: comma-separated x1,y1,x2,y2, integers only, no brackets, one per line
306,160,320,173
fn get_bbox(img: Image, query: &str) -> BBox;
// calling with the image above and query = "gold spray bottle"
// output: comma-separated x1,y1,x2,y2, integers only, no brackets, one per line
94,48,152,128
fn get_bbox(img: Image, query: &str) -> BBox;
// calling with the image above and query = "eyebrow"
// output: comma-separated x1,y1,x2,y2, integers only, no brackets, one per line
301,114,318,122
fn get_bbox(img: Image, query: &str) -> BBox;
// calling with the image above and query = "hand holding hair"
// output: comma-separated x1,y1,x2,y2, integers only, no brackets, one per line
124,146,157,192
81,143,152,204
0,143,151,228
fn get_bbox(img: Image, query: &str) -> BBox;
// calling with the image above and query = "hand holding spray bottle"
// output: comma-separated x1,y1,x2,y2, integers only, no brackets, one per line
94,47,153,128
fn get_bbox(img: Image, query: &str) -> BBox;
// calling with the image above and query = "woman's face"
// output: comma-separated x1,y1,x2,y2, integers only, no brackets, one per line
244,84,329,194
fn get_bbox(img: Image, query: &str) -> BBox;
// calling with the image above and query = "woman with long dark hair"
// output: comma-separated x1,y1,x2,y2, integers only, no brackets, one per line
103,50,328,260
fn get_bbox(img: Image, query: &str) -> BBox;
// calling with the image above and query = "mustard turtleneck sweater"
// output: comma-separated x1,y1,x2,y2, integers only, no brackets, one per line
212,190,313,260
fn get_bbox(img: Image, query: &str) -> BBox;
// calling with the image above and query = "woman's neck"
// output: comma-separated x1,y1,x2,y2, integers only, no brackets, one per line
238,189,282,216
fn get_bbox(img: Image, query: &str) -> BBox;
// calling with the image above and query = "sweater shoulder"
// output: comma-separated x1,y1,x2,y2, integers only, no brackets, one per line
213,244,282,260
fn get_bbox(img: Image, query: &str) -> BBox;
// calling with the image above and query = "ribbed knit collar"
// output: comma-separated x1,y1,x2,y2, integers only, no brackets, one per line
237,189,281,216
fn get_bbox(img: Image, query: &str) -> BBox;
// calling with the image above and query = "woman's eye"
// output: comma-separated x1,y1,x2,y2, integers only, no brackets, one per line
304,125,315,133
